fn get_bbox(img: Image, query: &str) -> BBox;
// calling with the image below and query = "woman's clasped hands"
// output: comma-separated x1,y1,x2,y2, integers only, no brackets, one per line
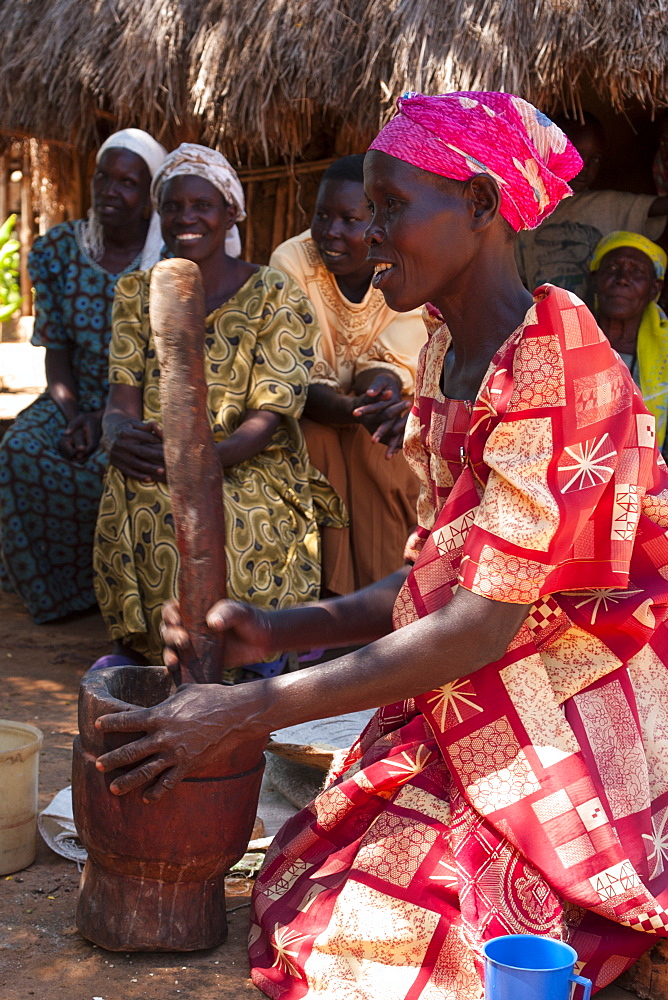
59,410,103,462
106,417,166,482
351,370,412,457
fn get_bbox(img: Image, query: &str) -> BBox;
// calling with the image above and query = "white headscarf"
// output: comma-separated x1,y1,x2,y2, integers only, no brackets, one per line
151,143,245,258
82,128,168,270
98,128,167,179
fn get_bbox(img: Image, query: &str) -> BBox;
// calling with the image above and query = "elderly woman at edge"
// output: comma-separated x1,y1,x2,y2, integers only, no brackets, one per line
96,95,668,997
0,129,166,623
590,230,668,458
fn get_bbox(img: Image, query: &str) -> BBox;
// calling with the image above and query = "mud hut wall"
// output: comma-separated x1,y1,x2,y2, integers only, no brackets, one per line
561,81,666,195
17,116,370,279
240,159,334,264
241,123,372,260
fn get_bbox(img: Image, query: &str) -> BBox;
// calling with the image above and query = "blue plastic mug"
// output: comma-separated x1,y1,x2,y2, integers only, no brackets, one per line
483,934,592,1000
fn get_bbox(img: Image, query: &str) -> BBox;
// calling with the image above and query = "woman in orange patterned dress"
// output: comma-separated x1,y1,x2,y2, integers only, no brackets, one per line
95,94,668,999
271,155,425,594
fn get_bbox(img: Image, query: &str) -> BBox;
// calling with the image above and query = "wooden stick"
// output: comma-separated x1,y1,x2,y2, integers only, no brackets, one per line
150,259,226,684
236,157,335,184
243,180,255,262
20,148,32,316
271,179,288,254
0,153,8,225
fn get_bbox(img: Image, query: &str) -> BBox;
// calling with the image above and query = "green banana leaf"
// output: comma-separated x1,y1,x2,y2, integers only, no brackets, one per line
0,214,17,248
0,216,22,320
0,243,19,267
0,298,23,322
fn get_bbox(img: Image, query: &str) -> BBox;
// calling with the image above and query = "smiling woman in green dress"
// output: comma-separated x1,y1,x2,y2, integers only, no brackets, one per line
93,143,344,672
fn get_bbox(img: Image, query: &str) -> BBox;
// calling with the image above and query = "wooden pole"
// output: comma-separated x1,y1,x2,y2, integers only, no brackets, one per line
150,258,227,685
0,153,8,223
0,125,74,150
19,147,32,316
237,156,335,184
243,180,255,262
72,151,84,220
271,179,288,253
286,173,296,241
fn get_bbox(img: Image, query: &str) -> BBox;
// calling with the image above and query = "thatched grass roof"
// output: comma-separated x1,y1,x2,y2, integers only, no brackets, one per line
1,0,667,162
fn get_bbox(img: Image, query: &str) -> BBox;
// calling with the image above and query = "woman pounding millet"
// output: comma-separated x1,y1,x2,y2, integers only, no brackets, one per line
96,93,668,997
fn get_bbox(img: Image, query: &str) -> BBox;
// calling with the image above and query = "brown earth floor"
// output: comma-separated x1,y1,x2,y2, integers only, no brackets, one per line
0,587,642,1000
0,590,261,1000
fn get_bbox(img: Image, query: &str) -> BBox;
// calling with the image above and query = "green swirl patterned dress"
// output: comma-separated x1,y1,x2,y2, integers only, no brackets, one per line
93,265,346,663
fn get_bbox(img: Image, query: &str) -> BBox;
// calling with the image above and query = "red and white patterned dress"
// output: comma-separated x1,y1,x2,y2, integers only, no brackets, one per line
250,286,668,999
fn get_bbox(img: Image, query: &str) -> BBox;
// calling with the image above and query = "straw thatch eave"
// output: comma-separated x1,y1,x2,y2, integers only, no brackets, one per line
1,0,668,161
189,0,363,160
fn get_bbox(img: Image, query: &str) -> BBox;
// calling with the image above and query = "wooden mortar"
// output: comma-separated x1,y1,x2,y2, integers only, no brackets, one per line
73,259,266,951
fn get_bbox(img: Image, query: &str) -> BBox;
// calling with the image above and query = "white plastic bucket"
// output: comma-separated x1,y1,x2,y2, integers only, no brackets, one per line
0,720,43,874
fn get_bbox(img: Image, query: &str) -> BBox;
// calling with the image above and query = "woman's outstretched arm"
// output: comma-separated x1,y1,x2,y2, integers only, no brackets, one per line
161,566,411,669
95,584,529,801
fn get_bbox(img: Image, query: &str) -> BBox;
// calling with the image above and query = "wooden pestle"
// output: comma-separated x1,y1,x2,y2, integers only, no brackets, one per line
150,258,226,684
74,262,269,950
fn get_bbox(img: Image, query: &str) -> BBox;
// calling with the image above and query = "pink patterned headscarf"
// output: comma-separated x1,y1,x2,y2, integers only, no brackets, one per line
368,92,583,231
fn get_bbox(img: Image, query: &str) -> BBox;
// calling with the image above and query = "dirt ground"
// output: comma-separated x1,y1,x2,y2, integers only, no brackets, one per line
0,586,642,1000
0,590,261,1000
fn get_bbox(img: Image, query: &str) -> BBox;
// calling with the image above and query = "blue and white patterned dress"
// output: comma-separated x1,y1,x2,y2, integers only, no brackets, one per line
0,220,142,622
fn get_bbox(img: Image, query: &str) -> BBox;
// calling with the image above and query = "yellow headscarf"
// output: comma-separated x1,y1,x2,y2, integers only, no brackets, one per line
591,230,668,448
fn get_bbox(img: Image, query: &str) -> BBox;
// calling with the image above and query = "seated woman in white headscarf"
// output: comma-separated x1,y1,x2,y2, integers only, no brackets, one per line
0,129,166,624
92,143,345,676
